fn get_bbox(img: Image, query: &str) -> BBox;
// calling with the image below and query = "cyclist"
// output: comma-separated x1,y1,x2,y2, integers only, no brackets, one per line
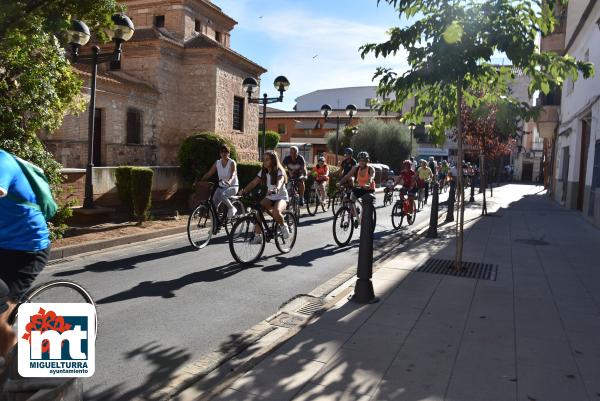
396,159,417,214
416,159,434,204
0,149,51,364
313,156,329,204
239,151,290,242
200,145,239,218
439,159,450,189
338,148,357,176
339,151,375,225
282,146,307,206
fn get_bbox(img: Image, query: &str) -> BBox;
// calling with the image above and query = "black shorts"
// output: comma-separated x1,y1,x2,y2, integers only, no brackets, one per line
352,187,374,199
0,247,50,311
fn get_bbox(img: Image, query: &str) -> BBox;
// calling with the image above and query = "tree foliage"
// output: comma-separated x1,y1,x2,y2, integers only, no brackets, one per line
332,119,411,169
326,126,355,155
260,130,280,150
361,0,594,142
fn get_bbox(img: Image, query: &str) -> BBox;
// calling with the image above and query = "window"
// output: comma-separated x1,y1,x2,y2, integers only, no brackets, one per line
194,19,201,32
233,97,244,131
126,109,143,144
154,15,165,28
277,124,286,135
365,98,373,108
215,31,222,43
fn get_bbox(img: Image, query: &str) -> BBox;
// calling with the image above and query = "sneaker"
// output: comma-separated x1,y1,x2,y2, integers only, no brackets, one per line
250,234,262,245
227,206,238,219
280,224,290,239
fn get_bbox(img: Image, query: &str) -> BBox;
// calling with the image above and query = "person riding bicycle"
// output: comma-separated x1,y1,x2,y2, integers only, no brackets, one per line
416,159,434,204
396,159,417,214
239,151,290,242
313,156,329,204
282,146,307,206
200,145,239,218
0,149,52,365
339,151,375,225
439,159,450,187
338,148,357,177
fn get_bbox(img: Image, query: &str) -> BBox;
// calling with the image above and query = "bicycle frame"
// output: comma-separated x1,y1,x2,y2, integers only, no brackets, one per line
247,202,279,241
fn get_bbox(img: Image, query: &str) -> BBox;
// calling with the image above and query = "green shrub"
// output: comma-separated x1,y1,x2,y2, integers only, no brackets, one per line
115,166,134,215
259,130,280,150
178,132,238,183
130,167,154,222
237,161,262,186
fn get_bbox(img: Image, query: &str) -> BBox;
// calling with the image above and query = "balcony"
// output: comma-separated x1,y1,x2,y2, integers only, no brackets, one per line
537,105,560,139
540,32,566,53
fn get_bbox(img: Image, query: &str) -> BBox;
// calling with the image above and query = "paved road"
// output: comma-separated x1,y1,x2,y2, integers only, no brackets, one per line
36,192,446,400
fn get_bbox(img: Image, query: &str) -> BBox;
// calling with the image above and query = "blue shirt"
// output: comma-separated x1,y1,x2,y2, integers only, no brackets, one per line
0,149,50,251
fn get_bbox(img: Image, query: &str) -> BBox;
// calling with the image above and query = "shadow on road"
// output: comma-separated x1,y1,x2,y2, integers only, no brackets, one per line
52,244,199,277
85,341,191,401
266,244,346,271
96,260,255,304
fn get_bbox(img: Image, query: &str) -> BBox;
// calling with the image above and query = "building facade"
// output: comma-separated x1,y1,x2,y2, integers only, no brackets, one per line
42,0,266,168
539,1,600,227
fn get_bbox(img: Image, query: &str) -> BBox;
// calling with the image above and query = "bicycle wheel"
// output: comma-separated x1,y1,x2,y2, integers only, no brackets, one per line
391,202,404,229
9,280,96,333
407,210,416,225
331,191,343,216
320,191,330,212
275,212,297,253
187,204,214,249
306,188,318,216
332,206,354,246
229,215,265,266
224,200,245,236
383,192,392,207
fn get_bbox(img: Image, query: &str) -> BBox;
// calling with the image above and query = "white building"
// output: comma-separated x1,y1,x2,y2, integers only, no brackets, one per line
295,86,407,112
551,1,600,226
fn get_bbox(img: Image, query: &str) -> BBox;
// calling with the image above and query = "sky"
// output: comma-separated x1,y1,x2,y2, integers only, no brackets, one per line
212,0,411,110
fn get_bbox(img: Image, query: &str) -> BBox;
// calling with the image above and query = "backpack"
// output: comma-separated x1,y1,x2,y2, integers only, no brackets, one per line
6,155,58,221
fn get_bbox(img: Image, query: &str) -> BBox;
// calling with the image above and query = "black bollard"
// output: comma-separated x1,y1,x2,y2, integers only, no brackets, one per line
352,192,379,304
445,179,456,223
469,175,475,202
427,182,439,238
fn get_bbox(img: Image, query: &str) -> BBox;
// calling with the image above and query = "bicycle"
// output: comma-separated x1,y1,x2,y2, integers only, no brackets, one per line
391,188,416,229
1,280,96,401
332,188,377,247
306,178,330,216
383,185,395,207
187,181,245,250
286,177,302,220
229,198,298,266
417,182,426,212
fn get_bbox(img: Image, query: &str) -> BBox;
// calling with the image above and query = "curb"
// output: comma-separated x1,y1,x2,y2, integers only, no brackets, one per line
49,225,188,261
158,202,451,401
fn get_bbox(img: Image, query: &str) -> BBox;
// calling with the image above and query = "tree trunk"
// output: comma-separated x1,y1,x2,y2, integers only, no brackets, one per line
455,77,465,272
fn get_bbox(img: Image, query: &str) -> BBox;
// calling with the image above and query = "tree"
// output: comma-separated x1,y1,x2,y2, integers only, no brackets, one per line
351,119,411,168
260,130,280,150
0,0,121,238
326,126,355,155
361,0,594,270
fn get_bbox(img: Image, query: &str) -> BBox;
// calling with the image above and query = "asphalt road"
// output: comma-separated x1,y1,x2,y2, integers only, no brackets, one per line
35,191,446,400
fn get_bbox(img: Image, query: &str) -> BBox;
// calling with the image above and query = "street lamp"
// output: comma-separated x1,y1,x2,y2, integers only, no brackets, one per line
67,14,135,209
244,75,290,158
321,104,358,165
408,122,416,156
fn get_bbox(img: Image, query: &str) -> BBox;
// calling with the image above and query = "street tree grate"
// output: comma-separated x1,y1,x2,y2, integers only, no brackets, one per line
416,258,498,281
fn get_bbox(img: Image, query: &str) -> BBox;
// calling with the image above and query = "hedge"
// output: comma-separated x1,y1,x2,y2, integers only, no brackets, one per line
131,167,154,222
115,167,133,215
178,132,238,183
258,130,280,150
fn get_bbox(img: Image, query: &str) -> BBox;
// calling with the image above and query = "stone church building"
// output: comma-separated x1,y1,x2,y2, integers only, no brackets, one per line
42,0,266,167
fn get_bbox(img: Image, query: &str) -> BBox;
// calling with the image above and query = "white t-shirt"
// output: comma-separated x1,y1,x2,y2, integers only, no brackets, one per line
216,158,239,187
257,168,288,201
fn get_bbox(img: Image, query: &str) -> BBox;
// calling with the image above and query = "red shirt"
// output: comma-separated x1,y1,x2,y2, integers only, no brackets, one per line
400,170,416,189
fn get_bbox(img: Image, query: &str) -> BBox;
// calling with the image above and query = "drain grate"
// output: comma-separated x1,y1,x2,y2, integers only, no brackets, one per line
416,258,498,281
47,258,74,266
267,312,306,328
515,238,550,246
296,301,324,316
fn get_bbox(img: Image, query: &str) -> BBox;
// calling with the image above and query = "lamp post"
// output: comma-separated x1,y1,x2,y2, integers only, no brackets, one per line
408,122,416,156
66,15,135,209
320,104,357,165
243,76,290,159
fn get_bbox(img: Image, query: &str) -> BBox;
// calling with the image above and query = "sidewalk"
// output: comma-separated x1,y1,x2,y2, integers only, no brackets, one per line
207,184,600,401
